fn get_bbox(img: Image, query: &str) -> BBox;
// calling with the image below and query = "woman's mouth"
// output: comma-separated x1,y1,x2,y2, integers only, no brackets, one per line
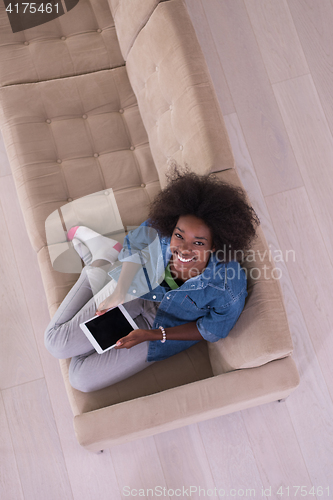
174,251,196,263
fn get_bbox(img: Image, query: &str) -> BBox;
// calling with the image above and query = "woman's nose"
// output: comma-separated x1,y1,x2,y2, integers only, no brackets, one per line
179,242,191,254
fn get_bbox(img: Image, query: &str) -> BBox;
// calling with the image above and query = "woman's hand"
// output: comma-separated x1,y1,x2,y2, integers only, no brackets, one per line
96,290,126,316
114,329,150,349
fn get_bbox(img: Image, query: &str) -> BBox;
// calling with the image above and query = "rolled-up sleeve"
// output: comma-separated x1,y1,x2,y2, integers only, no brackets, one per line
196,290,247,342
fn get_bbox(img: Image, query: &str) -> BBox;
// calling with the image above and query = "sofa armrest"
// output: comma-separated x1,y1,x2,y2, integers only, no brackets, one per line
125,0,235,188
208,279,294,374
108,0,161,59
207,169,294,374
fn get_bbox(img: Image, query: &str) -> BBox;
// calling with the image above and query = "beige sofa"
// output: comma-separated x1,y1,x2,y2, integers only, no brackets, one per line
0,0,299,451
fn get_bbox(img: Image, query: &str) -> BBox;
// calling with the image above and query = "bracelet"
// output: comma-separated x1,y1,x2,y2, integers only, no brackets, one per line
158,325,166,343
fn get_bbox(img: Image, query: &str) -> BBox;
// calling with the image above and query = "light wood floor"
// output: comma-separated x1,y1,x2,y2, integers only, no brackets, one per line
1,1,333,499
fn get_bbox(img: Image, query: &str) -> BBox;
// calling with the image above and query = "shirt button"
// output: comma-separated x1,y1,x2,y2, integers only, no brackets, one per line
169,105,172,110
130,146,135,151
104,191,109,195
167,296,170,300
132,289,136,294
141,183,146,188
61,36,66,41
97,29,102,33
57,159,62,164
93,153,99,157
153,295,156,299
67,197,73,202
156,66,159,71
46,119,51,124
82,114,87,119
119,109,124,113
24,41,29,46
180,145,183,150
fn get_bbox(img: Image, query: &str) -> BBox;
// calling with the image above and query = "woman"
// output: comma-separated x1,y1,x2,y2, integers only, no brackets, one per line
44,167,259,392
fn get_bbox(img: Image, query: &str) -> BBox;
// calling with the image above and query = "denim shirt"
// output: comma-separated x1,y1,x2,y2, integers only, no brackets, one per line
109,221,248,362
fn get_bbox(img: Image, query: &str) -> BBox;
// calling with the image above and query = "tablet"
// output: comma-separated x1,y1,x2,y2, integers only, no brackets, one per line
79,304,138,354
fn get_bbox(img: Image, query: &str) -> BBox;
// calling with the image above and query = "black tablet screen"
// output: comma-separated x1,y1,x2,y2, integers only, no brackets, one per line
84,307,134,350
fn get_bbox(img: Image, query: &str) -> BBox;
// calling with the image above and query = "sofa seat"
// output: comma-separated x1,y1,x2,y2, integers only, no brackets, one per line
0,67,160,256
0,0,124,86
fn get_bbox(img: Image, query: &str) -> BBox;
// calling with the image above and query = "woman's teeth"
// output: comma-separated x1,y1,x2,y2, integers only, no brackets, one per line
176,252,194,263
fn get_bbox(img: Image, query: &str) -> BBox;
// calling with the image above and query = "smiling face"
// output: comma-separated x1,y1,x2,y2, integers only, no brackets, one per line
169,215,215,282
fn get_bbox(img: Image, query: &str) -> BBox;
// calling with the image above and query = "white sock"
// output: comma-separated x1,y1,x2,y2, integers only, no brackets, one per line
68,226,122,264
72,237,92,266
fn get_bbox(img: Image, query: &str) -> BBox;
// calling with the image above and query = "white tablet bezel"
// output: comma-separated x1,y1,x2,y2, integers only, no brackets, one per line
79,304,138,354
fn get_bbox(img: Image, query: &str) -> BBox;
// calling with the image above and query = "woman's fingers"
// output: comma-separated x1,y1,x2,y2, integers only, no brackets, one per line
96,308,107,316
114,329,147,349
96,298,113,315
96,292,123,315
114,338,125,348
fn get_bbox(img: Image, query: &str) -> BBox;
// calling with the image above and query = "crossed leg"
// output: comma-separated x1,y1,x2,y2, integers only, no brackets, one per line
44,262,156,393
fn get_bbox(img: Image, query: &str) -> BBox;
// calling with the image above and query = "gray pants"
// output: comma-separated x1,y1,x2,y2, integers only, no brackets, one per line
44,265,159,392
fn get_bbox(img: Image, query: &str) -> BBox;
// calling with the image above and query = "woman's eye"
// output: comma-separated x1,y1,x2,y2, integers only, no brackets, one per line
174,233,204,245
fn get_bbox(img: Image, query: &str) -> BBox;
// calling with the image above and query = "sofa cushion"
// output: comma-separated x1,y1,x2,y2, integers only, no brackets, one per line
0,67,160,252
207,169,294,373
60,340,213,415
125,0,235,188
0,0,124,86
